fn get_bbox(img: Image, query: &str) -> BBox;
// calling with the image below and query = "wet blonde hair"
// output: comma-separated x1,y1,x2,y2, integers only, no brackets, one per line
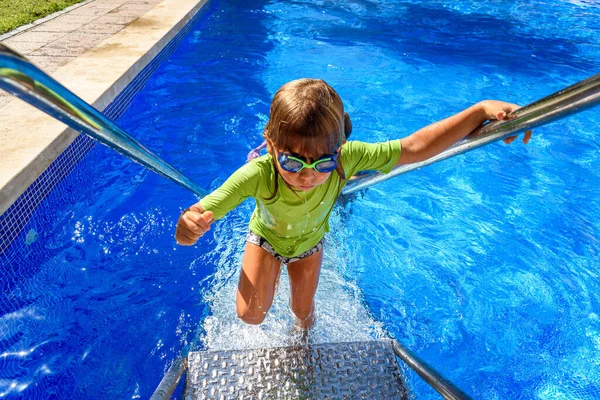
263,79,352,199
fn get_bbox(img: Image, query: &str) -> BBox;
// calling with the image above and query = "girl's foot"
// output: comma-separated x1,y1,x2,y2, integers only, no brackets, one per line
288,325,309,347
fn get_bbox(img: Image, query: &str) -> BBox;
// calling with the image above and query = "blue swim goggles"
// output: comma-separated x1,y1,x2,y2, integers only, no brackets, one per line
277,151,338,173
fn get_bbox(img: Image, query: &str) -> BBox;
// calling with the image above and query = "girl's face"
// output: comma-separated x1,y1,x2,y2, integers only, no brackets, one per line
272,144,336,192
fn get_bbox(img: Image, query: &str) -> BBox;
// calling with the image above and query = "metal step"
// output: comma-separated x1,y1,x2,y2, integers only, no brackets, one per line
184,339,410,399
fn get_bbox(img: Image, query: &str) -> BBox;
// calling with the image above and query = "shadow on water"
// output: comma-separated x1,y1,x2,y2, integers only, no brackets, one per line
136,0,278,188
297,1,598,75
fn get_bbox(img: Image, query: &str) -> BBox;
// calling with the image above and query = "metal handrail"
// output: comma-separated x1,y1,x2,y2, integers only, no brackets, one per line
150,357,187,400
343,73,600,194
4,41,597,199
391,340,472,400
0,44,207,197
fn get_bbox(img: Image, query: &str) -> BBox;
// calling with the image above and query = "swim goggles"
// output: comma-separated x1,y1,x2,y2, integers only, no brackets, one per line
277,151,338,173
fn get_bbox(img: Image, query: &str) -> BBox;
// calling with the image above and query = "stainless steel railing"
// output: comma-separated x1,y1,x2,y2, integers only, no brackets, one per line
3,41,598,198
343,73,600,195
150,357,187,400
0,43,207,197
391,340,472,400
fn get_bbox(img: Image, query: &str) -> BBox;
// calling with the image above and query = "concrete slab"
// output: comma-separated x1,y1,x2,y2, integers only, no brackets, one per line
45,14,101,25
31,19,87,33
74,1,122,10
106,7,154,18
67,7,116,16
25,54,78,72
53,32,108,48
32,40,98,58
92,14,140,25
79,21,128,34
30,32,109,58
115,3,159,12
0,39,45,55
10,31,67,43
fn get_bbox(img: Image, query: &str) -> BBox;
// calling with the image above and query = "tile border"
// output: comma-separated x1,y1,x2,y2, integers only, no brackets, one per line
0,0,211,253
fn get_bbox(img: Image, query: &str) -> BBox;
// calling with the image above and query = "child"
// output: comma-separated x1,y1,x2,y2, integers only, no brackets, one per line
175,78,531,330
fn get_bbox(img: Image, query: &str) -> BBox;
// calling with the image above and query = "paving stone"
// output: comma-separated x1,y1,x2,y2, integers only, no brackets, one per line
116,3,159,12
125,0,158,4
32,20,86,33
53,14,100,24
57,32,107,46
80,22,126,34
32,43,86,58
92,14,139,25
91,0,139,6
1,39,46,55
106,7,149,18
74,1,122,10
68,6,114,16
26,55,77,74
6,31,67,43
31,32,107,57
97,0,156,4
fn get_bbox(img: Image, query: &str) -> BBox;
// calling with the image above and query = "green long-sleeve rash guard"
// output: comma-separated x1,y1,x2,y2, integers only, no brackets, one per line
199,140,402,258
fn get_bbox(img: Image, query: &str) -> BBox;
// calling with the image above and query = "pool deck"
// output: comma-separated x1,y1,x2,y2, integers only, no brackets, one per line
0,0,208,214
0,0,159,110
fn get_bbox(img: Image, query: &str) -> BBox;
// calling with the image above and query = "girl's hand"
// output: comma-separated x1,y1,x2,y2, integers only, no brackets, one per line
479,100,532,145
175,203,214,246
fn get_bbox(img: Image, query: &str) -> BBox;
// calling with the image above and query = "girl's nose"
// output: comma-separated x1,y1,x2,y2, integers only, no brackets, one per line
299,168,316,179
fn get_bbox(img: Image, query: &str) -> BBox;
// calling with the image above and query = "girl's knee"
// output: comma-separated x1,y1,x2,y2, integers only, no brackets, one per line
237,305,267,325
237,311,265,325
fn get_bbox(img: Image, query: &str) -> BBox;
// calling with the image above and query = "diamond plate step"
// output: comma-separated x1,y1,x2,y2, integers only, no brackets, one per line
185,339,409,399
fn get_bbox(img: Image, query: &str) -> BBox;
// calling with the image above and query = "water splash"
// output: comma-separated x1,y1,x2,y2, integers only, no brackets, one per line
199,264,385,351
199,219,385,351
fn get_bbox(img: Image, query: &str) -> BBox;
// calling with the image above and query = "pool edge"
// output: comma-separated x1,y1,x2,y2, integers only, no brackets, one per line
0,0,209,216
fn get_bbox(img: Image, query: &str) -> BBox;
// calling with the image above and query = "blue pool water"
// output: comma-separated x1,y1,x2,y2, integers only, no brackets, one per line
2,0,600,398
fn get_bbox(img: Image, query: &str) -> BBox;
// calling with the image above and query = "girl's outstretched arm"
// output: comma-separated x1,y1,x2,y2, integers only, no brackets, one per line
397,100,532,165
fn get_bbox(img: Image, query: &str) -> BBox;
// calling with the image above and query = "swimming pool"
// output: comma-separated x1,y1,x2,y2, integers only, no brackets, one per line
1,0,600,398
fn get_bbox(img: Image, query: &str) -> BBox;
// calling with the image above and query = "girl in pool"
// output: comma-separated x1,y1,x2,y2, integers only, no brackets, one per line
175,78,531,330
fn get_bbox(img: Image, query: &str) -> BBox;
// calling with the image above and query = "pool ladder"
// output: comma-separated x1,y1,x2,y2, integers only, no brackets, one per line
151,339,473,399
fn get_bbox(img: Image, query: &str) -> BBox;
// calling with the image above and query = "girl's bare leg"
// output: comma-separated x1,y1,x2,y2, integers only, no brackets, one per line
287,248,323,329
236,242,282,325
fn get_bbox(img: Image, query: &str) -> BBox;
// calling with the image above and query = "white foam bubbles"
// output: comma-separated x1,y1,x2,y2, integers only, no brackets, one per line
198,238,384,351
